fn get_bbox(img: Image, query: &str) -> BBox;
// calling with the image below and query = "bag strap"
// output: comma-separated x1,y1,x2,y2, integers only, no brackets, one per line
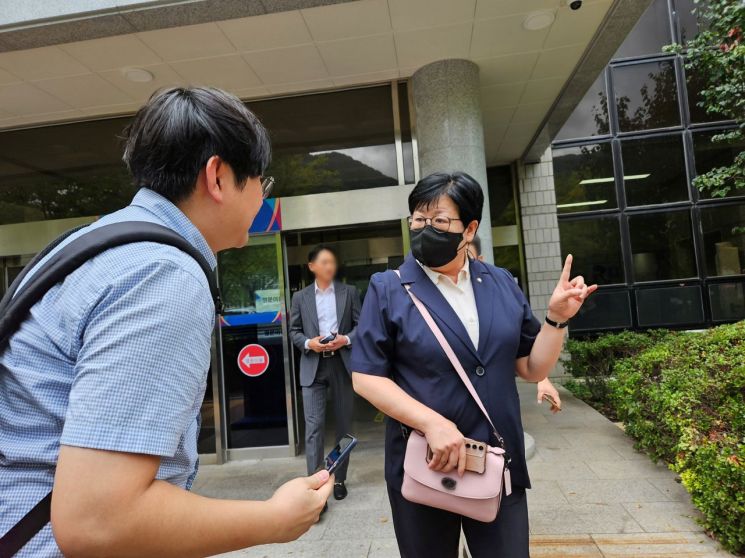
393,270,506,449
0,221,222,556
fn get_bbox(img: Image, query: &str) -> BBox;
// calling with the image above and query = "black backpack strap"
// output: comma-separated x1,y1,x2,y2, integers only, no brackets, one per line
0,221,222,556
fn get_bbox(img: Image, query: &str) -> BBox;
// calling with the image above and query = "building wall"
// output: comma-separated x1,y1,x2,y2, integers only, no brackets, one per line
517,148,561,321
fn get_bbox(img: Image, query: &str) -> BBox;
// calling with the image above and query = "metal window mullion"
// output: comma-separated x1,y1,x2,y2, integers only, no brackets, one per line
391,81,406,186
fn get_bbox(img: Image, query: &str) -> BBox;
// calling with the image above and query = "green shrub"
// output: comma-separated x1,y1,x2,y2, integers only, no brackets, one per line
611,322,745,553
562,330,668,418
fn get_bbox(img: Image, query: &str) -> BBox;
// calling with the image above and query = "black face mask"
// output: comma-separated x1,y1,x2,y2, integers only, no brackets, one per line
410,226,465,268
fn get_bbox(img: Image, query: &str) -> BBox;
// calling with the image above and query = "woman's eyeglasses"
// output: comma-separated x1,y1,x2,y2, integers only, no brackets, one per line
261,176,275,199
407,215,462,233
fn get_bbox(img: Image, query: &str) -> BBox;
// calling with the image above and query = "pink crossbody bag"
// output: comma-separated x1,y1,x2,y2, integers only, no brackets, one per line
394,270,512,523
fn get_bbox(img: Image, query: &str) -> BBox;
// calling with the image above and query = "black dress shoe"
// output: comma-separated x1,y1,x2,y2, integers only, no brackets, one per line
333,482,348,500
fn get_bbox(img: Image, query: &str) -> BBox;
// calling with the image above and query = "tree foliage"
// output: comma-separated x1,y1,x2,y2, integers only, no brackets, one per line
666,0,745,197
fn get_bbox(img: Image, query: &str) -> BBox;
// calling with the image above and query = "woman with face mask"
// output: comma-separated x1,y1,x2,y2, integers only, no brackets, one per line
351,172,596,558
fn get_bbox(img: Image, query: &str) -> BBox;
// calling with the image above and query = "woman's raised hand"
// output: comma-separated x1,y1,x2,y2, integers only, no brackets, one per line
548,254,598,323
424,416,467,477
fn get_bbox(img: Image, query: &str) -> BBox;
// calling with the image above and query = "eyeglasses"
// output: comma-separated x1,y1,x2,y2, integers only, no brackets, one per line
407,215,462,233
261,176,275,199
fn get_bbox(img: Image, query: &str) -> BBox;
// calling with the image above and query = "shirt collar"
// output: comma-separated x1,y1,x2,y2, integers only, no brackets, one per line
315,281,335,294
418,257,470,287
130,188,217,270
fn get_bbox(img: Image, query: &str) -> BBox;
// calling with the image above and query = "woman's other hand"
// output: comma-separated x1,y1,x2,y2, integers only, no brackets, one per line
537,379,562,414
424,416,466,476
548,254,598,323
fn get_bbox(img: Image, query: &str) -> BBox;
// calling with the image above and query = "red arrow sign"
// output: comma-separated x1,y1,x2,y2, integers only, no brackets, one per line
237,344,270,378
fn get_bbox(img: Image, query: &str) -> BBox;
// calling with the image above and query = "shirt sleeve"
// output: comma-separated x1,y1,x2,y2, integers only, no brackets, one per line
61,260,214,458
349,273,394,378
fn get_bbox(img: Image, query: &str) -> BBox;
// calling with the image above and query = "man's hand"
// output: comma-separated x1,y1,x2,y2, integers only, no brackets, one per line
306,336,326,353
548,254,598,323
424,415,466,477
537,379,562,413
267,470,334,543
325,335,349,351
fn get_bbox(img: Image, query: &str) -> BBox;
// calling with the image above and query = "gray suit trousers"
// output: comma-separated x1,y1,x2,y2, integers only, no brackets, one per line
302,355,354,482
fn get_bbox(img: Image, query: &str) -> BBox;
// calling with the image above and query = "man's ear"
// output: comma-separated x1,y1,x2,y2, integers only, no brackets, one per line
203,155,224,204
464,220,479,242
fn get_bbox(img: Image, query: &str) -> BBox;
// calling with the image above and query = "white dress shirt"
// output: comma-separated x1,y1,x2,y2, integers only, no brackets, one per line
419,259,480,349
304,281,351,349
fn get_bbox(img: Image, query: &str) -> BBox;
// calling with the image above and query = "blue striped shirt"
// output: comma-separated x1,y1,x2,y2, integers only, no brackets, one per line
0,188,216,557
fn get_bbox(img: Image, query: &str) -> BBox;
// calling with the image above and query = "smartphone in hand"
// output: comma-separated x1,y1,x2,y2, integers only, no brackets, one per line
319,332,337,345
324,434,357,475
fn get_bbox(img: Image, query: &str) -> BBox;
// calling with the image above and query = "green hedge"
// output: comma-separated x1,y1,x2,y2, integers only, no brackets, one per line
565,322,745,553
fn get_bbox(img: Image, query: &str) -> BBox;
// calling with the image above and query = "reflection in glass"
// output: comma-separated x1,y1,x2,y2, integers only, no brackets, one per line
686,70,728,123
709,282,745,321
399,82,416,184
559,217,624,284
553,143,616,213
621,134,688,206
555,73,610,141
487,165,516,226
613,0,672,60
493,245,523,288
614,60,680,132
571,290,632,330
636,285,704,326
250,86,398,197
0,117,136,225
629,210,696,280
700,204,745,276
693,130,745,198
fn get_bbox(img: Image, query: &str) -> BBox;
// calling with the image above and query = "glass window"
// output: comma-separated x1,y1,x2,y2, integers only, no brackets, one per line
709,281,745,321
251,86,398,198
553,143,616,213
613,60,680,132
636,284,704,326
621,134,688,206
674,0,701,44
487,165,516,226
570,289,633,330
0,117,135,226
559,217,625,284
613,0,672,60
686,70,728,123
700,204,745,277
493,245,523,288
693,130,745,198
629,210,696,280
398,82,416,185
555,73,610,141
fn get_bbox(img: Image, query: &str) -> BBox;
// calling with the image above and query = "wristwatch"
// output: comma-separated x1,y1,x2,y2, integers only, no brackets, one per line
545,314,569,329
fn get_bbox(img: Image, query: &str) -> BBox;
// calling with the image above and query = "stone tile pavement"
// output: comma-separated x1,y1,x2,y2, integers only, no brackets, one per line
195,382,733,557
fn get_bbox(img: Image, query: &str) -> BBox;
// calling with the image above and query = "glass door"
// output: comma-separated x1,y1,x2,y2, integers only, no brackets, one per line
216,233,293,456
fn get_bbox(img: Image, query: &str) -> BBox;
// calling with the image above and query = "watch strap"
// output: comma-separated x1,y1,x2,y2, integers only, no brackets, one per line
545,314,569,329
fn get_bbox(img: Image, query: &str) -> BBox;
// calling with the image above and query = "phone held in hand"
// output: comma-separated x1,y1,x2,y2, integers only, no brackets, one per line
542,393,561,412
319,332,337,344
324,434,357,475
426,437,487,474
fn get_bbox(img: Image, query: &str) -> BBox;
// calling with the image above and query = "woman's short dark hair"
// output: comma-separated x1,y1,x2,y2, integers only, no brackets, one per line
308,243,337,263
122,86,271,203
408,172,484,226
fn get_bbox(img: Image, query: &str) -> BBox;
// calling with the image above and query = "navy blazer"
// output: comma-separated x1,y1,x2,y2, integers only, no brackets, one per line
350,254,541,491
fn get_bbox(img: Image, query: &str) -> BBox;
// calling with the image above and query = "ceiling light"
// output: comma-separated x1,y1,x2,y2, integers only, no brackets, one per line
122,67,154,83
579,174,650,185
523,11,555,31
556,200,608,209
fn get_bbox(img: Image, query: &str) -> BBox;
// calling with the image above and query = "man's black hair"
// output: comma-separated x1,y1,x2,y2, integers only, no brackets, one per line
469,234,482,256
122,86,271,204
308,243,337,263
408,172,484,227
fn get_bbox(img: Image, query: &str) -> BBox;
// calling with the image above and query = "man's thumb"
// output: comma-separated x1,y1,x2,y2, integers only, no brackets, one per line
308,469,330,488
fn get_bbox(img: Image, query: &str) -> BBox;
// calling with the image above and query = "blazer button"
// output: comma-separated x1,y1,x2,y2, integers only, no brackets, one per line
475,366,485,377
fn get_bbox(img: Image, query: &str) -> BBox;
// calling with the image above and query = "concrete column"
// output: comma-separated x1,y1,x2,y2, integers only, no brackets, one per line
410,59,494,263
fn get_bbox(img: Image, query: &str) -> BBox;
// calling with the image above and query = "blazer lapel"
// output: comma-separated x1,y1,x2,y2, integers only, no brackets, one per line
334,282,347,331
303,285,319,336
471,260,495,356
399,254,481,362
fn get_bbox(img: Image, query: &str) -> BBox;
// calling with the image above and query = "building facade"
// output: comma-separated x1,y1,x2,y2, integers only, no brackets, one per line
0,0,741,462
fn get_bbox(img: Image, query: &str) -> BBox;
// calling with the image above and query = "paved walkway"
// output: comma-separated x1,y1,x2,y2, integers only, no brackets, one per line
195,382,732,557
